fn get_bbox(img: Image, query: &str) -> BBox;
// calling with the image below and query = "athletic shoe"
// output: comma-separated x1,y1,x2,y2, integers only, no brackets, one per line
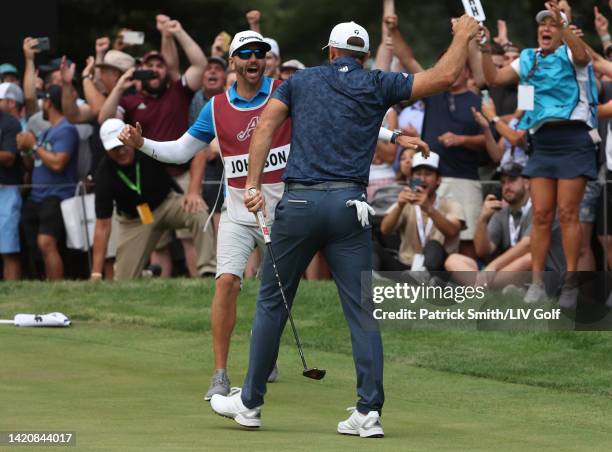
267,363,279,383
606,291,612,308
523,281,547,304
558,284,579,309
502,284,526,298
210,387,262,428
337,407,384,438
204,369,230,401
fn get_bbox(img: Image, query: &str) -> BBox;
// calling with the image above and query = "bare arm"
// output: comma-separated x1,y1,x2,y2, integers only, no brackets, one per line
158,15,180,82
60,57,96,124
374,110,398,164
36,148,72,172
472,107,505,163
92,218,111,275
98,68,134,123
375,1,394,71
167,20,207,91
0,151,17,167
474,195,503,258
384,15,423,73
380,202,405,235
468,38,486,89
243,99,290,213
410,15,480,100
485,236,530,271
22,37,40,117
245,99,289,190
246,10,262,34
599,100,612,119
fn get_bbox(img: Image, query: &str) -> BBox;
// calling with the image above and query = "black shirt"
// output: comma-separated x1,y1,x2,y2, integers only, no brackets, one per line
94,152,172,219
0,111,22,185
422,91,486,180
490,84,518,117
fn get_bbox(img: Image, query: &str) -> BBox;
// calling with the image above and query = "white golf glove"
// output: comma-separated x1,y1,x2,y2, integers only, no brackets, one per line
346,199,375,227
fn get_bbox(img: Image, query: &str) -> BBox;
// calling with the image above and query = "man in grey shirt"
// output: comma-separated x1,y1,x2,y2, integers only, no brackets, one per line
446,162,565,288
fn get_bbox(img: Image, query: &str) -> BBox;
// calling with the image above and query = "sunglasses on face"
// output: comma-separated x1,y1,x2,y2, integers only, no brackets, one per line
235,48,266,60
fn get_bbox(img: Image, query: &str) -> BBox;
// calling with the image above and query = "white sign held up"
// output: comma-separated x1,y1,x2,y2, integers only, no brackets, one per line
462,0,486,22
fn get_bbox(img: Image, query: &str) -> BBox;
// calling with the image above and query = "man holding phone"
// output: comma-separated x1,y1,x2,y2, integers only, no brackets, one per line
99,18,214,278
380,151,466,272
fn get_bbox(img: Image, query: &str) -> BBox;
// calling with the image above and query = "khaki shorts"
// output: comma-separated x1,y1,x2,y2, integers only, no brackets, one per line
216,210,268,280
438,177,482,241
155,172,198,248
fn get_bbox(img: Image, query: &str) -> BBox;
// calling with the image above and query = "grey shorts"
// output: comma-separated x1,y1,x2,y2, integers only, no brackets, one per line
216,210,268,279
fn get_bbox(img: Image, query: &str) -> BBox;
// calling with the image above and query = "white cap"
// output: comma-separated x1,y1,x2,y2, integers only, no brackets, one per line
412,151,440,171
229,31,271,57
264,38,280,58
100,118,126,151
323,21,369,53
0,82,24,104
280,59,305,70
535,10,569,26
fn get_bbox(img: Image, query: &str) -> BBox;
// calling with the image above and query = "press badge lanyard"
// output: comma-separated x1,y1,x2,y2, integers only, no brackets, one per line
117,161,141,196
415,198,440,247
508,199,532,246
116,161,153,225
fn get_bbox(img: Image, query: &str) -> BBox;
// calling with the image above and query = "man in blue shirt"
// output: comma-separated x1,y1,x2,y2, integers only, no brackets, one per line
208,16,481,436
18,85,79,280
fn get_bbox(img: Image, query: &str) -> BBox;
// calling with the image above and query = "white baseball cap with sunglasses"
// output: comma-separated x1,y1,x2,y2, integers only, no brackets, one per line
229,31,272,57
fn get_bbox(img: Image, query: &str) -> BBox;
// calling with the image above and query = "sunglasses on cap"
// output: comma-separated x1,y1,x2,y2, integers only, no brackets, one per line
235,48,266,60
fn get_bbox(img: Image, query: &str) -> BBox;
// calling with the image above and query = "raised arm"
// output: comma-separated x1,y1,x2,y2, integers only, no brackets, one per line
60,56,96,123
375,0,395,71
166,20,207,91
81,56,108,115
547,0,589,66
410,15,480,100
246,10,262,34
385,15,424,74
158,15,180,82
22,37,41,117
98,68,134,123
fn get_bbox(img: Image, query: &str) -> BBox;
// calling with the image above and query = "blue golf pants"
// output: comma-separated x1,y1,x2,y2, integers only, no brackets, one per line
241,184,384,414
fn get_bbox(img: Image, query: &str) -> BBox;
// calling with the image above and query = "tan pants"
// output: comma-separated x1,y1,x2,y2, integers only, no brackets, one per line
114,192,216,280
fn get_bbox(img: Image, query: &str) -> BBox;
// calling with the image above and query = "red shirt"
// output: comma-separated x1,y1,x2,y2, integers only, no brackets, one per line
120,79,194,176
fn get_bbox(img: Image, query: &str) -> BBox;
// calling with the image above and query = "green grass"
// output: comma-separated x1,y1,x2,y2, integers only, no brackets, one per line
1,280,612,451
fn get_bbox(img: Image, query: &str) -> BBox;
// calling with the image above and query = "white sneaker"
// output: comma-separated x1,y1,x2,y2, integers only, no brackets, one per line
210,387,262,428
337,407,384,438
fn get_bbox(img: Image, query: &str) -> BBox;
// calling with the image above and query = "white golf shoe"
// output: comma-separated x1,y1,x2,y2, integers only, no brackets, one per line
210,387,262,428
337,407,384,438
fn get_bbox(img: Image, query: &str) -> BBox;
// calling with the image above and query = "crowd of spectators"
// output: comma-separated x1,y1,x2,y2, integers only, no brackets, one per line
1,2,612,306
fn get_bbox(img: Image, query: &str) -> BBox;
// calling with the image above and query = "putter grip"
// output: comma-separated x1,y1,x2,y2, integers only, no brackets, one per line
248,188,272,244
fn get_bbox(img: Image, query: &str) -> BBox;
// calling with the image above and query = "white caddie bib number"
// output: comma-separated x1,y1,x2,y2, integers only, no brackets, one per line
462,0,486,22
224,144,290,179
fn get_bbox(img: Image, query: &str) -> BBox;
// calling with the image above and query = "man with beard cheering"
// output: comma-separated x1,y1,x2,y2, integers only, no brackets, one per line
118,30,290,401
99,18,215,278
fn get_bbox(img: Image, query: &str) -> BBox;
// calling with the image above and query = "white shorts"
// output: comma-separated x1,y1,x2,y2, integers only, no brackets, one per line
216,209,268,279
438,177,482,241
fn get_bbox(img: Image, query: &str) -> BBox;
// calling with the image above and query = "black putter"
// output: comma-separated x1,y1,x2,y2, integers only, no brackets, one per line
249,190,326,380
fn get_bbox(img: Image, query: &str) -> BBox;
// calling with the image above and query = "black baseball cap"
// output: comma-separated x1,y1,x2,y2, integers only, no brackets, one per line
44,84,63,112
498,162,525,177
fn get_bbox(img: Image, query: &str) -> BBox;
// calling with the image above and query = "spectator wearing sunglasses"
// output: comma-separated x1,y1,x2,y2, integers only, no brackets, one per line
482,4,597,307
116,30,289,401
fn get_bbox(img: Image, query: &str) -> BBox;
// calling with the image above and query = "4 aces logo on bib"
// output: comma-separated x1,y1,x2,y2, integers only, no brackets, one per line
237,116,259,142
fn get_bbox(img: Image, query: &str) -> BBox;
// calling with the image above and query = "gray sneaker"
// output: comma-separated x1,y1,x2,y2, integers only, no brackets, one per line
204,370,230,401
524,281,547,304
558,284,579,309
267,363,279,383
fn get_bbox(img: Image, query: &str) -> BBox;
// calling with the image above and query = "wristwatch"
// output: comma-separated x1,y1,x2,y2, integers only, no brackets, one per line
390,129,403,144
489,116,500,127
